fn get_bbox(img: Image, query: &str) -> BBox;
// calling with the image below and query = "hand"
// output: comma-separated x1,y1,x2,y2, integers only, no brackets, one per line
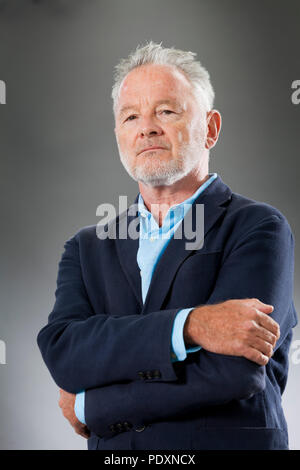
183,298,280,366
58,388,90,439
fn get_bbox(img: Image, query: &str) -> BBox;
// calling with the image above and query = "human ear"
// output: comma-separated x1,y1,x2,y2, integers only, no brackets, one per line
205,110,222,149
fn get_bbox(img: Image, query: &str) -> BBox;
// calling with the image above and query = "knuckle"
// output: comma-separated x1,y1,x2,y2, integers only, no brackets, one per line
261,355,269,365
269,333,276,346
250,307,260,320
249,319,257,332
266,343,273,357
276,325,281,338
272,323,280,339
255,354,265,366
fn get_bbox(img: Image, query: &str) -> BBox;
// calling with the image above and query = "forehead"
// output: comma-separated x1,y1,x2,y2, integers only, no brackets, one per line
117,64,194,110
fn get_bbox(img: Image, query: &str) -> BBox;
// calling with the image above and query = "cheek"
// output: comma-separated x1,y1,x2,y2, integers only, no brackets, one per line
174,124,192,146
189,117,207,143
177,131,183,143
117,131,133,153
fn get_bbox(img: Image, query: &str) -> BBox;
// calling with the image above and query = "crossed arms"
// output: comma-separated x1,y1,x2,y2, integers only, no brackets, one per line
37,213,297,438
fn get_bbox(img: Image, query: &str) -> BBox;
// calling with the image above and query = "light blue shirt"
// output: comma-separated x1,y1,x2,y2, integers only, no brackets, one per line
75,173,218,424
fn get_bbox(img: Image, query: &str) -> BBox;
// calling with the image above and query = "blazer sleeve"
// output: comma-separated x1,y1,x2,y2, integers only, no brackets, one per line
83,213,298,436
84,350,267,437
37,234,181,393
205,214,297,352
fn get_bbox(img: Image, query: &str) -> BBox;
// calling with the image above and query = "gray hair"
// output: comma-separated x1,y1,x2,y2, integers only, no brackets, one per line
111,41,215,114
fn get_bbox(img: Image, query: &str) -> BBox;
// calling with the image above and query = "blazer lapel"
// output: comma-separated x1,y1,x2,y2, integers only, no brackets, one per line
115,196,143,309
115,175,232,314
141,175,232,314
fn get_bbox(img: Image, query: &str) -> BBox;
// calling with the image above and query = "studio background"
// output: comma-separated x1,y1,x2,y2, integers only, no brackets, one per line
0,0,299,450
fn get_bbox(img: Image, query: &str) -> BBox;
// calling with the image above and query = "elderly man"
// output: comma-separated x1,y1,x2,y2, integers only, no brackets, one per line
37,41,297,450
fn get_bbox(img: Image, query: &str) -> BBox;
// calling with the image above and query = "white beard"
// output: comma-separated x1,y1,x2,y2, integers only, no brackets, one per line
118,138,205,187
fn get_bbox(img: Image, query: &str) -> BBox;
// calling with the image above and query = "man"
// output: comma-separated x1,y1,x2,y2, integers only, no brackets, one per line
37,41,297,450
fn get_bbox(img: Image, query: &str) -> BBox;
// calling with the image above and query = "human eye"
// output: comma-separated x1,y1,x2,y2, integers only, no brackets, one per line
125,114,137,122
160,109,174,115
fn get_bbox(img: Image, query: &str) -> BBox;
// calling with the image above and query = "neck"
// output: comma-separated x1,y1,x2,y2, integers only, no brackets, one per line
138,169,210,227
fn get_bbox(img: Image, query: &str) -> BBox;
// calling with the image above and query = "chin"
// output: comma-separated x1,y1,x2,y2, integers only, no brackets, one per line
135,156,192,184
135,169,187,187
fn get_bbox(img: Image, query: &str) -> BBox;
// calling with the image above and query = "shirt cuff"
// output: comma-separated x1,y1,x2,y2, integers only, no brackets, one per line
171,308,201,362
74,390,86,425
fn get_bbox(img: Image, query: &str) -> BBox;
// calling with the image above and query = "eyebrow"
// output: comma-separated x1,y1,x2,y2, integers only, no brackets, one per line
118,99,180,117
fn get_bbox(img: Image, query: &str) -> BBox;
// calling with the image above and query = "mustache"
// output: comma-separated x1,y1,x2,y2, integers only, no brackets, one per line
137,143,170,155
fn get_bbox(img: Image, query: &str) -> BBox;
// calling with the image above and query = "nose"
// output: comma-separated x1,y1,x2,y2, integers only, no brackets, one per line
138,116,163,138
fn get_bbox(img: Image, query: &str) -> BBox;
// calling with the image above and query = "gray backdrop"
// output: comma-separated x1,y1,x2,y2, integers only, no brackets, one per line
0,0,299,450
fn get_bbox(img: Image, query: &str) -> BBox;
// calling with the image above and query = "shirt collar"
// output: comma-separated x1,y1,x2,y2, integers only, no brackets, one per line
137,172,217,220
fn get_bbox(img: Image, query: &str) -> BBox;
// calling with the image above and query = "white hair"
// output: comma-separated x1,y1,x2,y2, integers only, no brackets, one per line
111,41,215,114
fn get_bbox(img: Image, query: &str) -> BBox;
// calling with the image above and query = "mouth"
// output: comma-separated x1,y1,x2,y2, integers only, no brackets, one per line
138,147,167,155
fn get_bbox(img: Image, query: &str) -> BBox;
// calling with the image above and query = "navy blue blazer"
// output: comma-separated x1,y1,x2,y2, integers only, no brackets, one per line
37,175,298,450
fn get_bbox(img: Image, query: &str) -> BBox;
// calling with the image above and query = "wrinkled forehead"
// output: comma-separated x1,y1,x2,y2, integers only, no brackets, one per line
117,64,194,104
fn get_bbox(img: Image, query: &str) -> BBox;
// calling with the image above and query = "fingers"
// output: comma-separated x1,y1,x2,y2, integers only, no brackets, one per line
256,311,280,339
243,318,279,365
243,346,270,366
244,307,280,364
253,322,278,347
74,423,90,439
248,336,274,359
249,298,274,314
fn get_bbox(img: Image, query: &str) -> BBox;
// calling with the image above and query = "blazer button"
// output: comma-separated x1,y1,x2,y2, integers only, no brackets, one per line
135,425,146,432
153,370,161,378
145,370,153,379
138,371,146,380
116,423,124,432
109,424,116,433
123,421,133,431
